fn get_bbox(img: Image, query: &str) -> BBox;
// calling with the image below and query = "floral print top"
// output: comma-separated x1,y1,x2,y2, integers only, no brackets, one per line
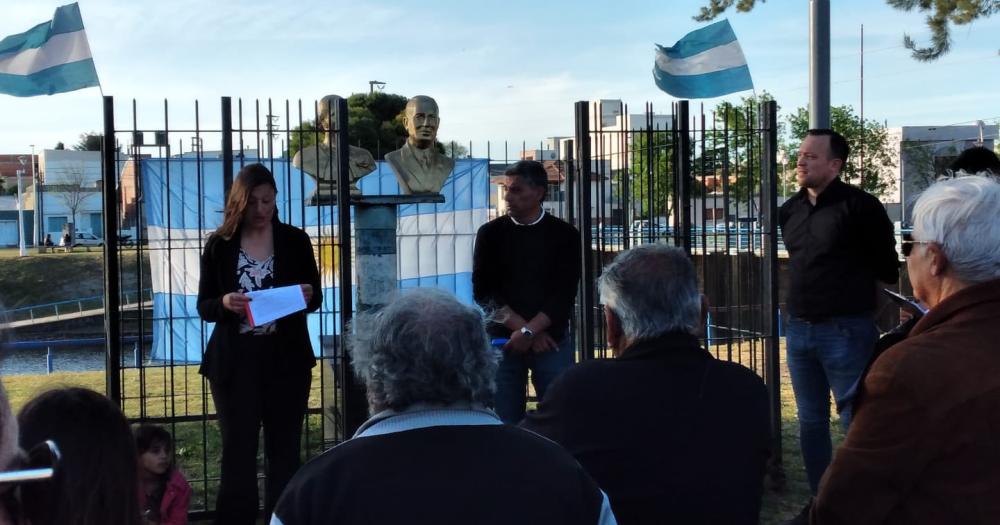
238,248,277,335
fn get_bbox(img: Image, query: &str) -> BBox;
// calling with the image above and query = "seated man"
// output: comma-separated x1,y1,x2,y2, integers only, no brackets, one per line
813,176,1000,524
522,244,770,524
271,288,616,525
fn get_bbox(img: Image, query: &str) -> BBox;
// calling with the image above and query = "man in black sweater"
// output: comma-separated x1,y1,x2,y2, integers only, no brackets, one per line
472,160,581,423
778,129,899,522
522,244,770,524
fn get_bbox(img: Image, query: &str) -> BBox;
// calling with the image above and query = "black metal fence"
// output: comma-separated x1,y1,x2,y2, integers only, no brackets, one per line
99,95,782,519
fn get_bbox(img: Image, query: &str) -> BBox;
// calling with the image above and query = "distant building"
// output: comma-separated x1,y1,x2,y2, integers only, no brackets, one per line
888,124,999,224
31,149,103,241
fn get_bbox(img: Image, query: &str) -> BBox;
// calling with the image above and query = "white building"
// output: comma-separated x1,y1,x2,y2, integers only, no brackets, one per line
887,124,998,223
28,149,103,241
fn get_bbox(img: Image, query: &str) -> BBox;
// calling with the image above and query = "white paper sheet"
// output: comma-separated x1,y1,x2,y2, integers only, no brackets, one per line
244,285,307,327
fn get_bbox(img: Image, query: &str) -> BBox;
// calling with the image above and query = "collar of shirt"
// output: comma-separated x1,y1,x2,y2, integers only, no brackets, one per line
509,209,546,226
353,402,502,438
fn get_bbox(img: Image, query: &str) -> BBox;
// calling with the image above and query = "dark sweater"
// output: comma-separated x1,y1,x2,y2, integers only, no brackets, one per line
472,213,581,340
522,333,770,524
272,419,609,524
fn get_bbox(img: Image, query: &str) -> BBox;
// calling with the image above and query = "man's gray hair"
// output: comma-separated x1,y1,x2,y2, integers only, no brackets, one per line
598,243,702,340
912,175,1000,284
349,288,497,412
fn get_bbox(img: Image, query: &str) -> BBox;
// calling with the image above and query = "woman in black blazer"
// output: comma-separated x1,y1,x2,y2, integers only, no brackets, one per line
197,163,321,524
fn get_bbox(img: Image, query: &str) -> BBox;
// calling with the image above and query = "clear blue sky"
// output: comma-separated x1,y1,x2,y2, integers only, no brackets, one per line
1,0,998,154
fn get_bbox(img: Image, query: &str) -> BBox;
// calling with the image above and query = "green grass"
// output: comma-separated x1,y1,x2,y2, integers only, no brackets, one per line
1,342,841,524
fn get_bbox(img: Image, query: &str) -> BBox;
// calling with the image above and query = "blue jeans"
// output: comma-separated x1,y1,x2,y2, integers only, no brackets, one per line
494,336,575,424
786,315,878,494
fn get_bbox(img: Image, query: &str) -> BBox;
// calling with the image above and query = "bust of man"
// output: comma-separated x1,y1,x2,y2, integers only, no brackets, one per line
292,95,377,203
385,95,455,194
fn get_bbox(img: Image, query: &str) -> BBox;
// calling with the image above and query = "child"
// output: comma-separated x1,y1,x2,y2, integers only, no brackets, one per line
135,425,191,525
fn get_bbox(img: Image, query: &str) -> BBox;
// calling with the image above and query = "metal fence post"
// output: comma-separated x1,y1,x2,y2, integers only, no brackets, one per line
221,97,234,196
574,101,595,361
760,100,785,487
676,101,692,255
102,95,123,403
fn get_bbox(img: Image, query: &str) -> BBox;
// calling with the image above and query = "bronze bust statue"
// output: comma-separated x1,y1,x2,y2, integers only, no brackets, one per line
385,95,455,194
292,95,376,203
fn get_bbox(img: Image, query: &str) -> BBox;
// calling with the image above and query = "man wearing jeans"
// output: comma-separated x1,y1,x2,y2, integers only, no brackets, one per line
473,160,581,424
779,129,898,522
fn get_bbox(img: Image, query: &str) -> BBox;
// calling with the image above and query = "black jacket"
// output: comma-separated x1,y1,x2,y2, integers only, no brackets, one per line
197,220,322,384
522,333,770,524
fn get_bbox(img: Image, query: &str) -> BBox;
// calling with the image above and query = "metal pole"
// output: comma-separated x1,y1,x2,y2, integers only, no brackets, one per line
221,97,234,196
30,145,39,245
332,96,365,436
102,95,123,403
15,165,26,256
677,101,692,255
809,0,831,128
759,100,785,488
574,101,595,361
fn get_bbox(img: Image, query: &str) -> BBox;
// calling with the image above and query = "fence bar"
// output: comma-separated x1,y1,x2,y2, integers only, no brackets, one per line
221,97,234,195
759,100,784,486
333,96,364,435
102,95,123,403
574,101,595,361
676,101,692,255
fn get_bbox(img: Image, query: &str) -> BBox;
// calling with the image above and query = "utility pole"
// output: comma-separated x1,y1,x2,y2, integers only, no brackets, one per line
809,0,831,128
368,80,386,94
16,156,27,256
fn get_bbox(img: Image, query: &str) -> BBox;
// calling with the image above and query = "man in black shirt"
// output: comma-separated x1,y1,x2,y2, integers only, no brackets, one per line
779,129,899,518
472,160,581,423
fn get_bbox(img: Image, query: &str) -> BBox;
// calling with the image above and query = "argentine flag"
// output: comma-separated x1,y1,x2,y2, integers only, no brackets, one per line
653,19,753,99
0,3,100,97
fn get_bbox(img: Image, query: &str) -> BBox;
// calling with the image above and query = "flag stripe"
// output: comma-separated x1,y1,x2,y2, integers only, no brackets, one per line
0,3,86,56
0,58,99,97
0,30,93,76
653,64,754,99
658,19,737,59
655,40,747,76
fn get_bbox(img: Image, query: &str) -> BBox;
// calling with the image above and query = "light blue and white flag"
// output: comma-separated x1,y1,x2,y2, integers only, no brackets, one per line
141,158,491,363
0,3,100,97
653,19,753,99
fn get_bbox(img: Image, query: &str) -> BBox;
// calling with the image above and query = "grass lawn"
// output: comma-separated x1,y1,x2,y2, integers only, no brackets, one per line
0,341,841,524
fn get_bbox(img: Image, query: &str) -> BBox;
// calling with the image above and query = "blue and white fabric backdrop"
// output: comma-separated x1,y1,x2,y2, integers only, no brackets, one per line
141,158,490,363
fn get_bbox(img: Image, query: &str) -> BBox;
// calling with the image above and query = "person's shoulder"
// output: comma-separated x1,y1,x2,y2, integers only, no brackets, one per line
543,213,579,234
276,222,311,242
711,358,768,394
477,215,510,234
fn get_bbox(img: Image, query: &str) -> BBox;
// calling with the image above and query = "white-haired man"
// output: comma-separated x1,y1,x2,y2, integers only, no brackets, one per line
813,176,1000,524
522,244,769,524
271,288,616,525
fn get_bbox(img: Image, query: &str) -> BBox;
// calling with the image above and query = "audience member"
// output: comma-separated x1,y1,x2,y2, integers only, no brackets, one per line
271,288,616,525
949,146,1000,177
135,425,191,525
17,387,141,525
813,175,1000,524
522,244,770,524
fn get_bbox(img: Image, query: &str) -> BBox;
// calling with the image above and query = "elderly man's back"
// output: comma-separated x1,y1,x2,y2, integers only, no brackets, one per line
272,411,610,524
522,332,769,524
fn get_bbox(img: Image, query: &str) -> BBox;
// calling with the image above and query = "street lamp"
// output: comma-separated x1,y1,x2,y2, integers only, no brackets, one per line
16,156,27,256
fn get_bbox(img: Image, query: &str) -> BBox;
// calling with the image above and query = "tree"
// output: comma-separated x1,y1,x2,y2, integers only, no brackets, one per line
73,132,102,151
288,92,408,160
54,141,65,150
695,0,999,60
54,164,97,230
787,105,897,198
629,130,674,218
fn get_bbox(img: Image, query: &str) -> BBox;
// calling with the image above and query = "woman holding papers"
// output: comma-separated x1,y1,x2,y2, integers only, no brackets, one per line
197,163,321,524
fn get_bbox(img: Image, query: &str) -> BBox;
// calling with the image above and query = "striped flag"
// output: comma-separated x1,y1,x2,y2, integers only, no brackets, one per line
0,3,100,97
653,19,753,99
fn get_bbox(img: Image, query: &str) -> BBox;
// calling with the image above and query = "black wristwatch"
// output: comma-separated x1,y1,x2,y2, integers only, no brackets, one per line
519,326,535,338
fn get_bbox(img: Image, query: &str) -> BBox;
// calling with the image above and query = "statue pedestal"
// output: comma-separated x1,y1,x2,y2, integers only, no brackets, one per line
322,193,446,439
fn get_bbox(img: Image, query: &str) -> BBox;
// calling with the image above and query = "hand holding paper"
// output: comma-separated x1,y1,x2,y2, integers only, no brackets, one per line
244,285,308,327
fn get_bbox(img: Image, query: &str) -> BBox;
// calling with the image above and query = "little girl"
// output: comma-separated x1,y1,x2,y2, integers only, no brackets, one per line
135,425,191,525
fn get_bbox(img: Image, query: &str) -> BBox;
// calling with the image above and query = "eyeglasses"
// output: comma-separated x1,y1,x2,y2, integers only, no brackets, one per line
901,232,931,257
0,440,60,485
